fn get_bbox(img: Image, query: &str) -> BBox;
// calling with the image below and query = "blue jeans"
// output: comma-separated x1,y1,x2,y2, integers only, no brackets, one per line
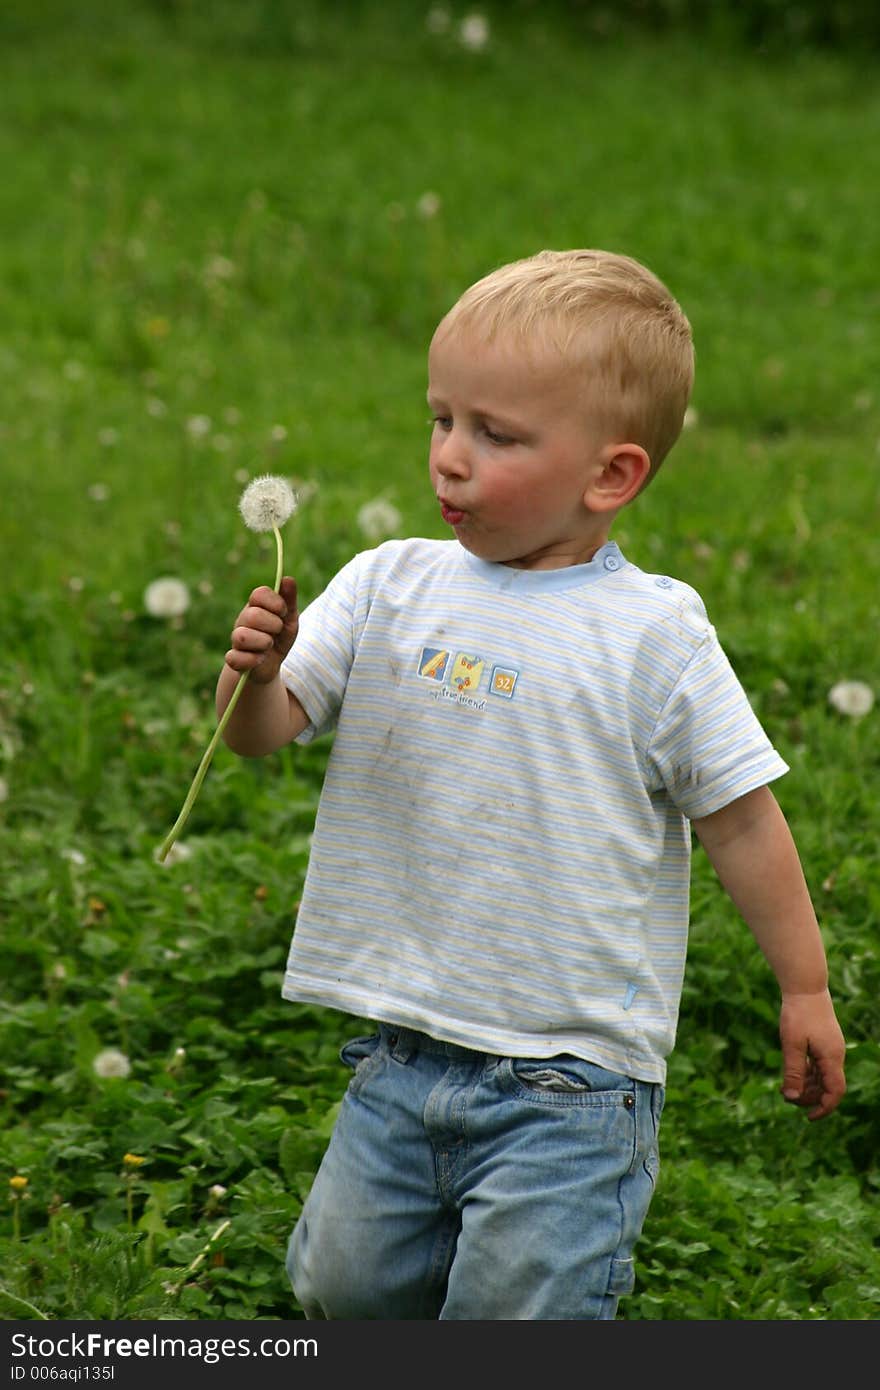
287,1024,663,1320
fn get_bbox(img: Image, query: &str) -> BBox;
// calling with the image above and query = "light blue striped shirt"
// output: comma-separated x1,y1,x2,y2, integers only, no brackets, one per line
279,538,788,1083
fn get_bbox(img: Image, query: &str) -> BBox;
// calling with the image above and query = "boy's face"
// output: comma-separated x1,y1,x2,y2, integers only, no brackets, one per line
427,326,622,570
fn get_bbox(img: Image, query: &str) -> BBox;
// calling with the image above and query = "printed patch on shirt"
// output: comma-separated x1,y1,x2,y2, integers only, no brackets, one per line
489,665,519,700
418,647,451,682
450,652,485,694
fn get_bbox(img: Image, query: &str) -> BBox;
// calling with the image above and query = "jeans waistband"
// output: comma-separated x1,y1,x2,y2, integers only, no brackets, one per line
378,1022,493,1063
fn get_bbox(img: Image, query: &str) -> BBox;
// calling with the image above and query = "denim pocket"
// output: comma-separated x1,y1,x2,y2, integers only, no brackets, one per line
504,1055,635,1107
339,1033,382,1096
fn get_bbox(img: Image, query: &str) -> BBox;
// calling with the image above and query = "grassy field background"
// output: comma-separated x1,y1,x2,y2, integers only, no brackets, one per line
1,0,879,1319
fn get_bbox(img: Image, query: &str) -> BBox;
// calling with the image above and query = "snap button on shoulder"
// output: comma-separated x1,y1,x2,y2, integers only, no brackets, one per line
603,554,620,571
654,575,673,589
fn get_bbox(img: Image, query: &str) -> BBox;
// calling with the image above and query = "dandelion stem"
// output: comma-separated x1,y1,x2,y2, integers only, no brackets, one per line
157,526,285,863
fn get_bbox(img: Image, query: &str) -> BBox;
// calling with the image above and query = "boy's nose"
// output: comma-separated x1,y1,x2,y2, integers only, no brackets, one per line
433,430,471,479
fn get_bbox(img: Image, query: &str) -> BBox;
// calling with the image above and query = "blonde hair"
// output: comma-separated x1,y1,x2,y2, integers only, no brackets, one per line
435,249,694,479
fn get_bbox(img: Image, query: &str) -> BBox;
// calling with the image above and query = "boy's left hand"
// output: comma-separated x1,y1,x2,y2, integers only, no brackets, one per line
778,989,846,1120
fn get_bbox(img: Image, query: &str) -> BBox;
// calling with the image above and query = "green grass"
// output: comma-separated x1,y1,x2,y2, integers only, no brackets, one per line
1,1,879,1320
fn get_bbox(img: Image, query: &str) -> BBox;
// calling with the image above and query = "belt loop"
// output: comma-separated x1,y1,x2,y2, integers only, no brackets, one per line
384,1025,414,1063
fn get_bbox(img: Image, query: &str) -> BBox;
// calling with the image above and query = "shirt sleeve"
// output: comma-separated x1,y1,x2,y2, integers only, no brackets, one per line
644,630,789,819
279,553,364,743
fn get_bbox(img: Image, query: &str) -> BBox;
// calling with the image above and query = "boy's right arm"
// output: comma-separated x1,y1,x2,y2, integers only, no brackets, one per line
216,576,310,756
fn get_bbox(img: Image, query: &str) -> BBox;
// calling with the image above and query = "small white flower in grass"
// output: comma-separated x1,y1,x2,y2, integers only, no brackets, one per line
98,428,119,447
61,847,86,866
209,1184,227,1200
358,498,402,541
156,475,300,863
144,577,190,619
88,482,110,502
93,1048,131,1080
269,424,288,443
417,191,441,219
459,13,490,50
828,680,874,718
146,396,167,418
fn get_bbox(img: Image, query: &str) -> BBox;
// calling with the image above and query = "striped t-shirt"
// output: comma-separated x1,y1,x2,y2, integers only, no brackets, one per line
279,537,788,1083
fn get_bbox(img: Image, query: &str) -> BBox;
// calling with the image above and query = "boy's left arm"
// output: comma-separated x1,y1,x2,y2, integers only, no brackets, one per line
692,785,846,1120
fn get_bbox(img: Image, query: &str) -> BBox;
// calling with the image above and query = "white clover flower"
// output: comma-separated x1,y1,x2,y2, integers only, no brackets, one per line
88,482,110,502
828,680,874,718
61,847,86,866
459,13,490,50
92,1048,131,1080
238,474,298,532
98,428,119,447
146,396,167,418
269,424,288,443
417,191,441,219
209,1184,227,1200
144,577,191,619
357,498,403,541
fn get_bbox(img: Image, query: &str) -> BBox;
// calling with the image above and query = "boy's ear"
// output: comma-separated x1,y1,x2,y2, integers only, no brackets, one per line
583,443,651,513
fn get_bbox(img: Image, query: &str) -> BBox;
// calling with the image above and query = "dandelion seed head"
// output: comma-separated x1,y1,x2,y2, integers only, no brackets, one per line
209,1184,228,1199
426,6,451,34
238,474,298,532
186,414,211,439
357,498,403,542
459,13,490,50
828,680,874,718
93,1048,131,1079
144,576,190,619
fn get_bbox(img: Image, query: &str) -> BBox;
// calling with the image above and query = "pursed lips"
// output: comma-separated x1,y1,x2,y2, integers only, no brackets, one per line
438,496,467,525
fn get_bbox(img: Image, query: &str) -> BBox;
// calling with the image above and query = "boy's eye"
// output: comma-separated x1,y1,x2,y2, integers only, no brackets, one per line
484,426,514,445
430,415,452,431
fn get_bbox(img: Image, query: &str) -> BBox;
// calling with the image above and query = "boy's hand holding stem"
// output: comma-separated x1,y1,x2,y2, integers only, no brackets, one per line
693,785,847,1120
217,577,309,755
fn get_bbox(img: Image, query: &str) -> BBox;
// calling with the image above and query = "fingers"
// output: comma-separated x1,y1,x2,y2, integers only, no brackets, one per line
225,580,299,678
781,1050,846,1121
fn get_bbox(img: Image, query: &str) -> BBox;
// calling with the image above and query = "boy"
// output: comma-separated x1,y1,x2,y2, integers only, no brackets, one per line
217,249,846,1320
